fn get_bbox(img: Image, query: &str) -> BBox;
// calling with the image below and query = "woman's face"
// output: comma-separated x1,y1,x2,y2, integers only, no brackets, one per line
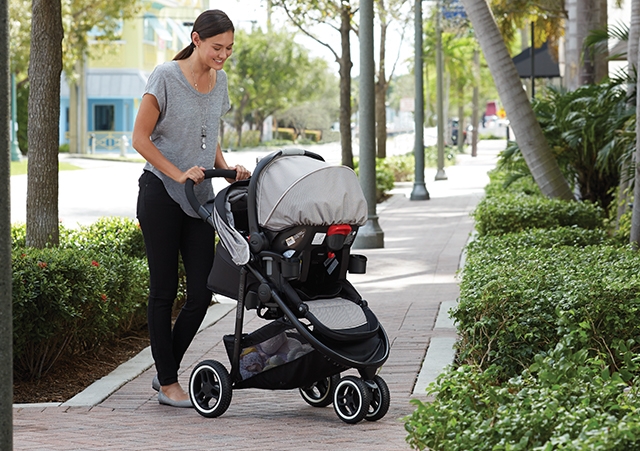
199,31,234,70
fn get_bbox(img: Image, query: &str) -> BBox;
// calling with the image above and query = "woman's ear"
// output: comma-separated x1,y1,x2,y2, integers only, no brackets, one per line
191,31,201,48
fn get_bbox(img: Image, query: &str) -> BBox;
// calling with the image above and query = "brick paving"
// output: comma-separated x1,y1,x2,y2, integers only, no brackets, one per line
12,140,500,450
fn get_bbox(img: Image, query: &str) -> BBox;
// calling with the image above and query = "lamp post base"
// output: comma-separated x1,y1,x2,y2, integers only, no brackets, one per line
353,216,384,249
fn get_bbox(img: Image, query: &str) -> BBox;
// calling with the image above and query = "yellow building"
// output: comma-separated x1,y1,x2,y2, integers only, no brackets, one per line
60,0,205,153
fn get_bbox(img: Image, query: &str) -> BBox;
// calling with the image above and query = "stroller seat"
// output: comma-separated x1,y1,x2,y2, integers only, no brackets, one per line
305,297,367,331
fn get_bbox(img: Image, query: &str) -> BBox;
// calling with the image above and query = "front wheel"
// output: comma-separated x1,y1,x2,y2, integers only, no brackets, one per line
189,360,233,418
333,376,371,424
299,374,340,408
365,375,390,421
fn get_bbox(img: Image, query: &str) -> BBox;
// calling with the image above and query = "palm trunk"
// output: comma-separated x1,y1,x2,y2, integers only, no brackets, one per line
460,0,574,200
628,0,640,244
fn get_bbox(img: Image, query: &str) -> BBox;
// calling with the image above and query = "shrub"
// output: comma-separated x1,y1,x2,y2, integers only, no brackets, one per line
473,193,605,236
68,216,146,259
406,335,640,451
11,218,149,380
384,153,414,182
455,237,640,379
354,157,395,202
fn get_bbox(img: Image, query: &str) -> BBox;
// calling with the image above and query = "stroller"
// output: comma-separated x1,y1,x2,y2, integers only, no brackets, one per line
184,149,390,424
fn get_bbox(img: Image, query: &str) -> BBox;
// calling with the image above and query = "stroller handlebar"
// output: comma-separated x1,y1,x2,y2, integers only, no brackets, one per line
185,169,237,222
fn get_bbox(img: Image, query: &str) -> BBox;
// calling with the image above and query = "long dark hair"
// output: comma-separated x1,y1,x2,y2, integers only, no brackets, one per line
173,9,235,61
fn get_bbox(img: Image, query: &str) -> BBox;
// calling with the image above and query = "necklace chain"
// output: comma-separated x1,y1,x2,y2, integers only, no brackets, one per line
189,58,212,150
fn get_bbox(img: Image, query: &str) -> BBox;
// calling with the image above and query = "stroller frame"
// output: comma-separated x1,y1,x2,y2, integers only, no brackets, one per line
185,149,390,424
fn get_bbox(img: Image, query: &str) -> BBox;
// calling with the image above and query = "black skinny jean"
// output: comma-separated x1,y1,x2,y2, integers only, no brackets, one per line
137,170,214,386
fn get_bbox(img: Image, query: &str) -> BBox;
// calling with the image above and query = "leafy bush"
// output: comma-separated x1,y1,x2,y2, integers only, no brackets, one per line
455,234,640,379
384,153,415,182
11,218,149,380
406,335,640,451
354,158,395,202
473,193,605,236
67,217,146,259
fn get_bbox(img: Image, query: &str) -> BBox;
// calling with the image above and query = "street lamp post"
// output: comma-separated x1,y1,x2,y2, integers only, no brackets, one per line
353,0,384,249
410,0,430,200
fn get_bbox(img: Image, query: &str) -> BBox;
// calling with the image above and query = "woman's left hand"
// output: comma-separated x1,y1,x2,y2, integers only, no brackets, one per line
230,165,251,181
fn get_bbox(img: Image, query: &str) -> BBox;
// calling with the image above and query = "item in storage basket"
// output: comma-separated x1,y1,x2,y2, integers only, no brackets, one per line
238,331,314,380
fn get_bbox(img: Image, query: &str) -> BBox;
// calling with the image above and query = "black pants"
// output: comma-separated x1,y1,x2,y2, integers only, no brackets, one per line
137,170,214,386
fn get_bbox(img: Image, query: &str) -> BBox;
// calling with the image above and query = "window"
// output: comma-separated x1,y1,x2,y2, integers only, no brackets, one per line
94,105,115,131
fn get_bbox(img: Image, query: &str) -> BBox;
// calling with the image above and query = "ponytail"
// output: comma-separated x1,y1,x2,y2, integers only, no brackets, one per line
173,42,196,61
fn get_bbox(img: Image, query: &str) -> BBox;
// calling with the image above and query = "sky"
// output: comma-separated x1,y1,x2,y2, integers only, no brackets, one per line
206,0,415,77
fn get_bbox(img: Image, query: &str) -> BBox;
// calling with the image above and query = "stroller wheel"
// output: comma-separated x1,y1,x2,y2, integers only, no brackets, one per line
364,375,390,421
189,360,232,418
299,374,340,408
333,376,371,424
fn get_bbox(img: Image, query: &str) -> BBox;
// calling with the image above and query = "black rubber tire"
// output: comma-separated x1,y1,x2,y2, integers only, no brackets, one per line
299,374,340,408
364,375,390,421
333,376,371,424
189,360,233,418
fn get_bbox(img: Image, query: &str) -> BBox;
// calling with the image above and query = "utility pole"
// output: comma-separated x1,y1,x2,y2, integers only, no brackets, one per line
435,0,447,180
411,0,429,200
0,0,13,447
354,0,384,249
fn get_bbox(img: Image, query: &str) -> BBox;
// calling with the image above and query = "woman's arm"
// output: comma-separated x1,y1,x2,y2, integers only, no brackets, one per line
214,142,251,181
132,94,205,184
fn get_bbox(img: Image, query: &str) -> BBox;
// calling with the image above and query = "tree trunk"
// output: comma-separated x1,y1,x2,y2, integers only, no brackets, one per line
565,0,607,90
339,5,354,168
26,0,63,248
628,0,640,245
460,0,574,200
375,2,388,159
471,48,479,157
618,0,640,227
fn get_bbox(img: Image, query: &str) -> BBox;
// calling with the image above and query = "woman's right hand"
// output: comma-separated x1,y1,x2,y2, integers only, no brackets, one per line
179,166,205,185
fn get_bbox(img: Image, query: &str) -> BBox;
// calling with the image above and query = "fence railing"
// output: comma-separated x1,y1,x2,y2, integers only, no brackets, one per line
88,131,133,155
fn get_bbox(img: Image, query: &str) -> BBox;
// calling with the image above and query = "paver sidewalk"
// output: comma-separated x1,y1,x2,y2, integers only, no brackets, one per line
12,140,501,450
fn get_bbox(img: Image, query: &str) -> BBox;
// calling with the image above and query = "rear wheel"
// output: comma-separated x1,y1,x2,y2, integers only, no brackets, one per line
333,376,371,424
189,360,233,418
364,375,390,421
299,374,340,408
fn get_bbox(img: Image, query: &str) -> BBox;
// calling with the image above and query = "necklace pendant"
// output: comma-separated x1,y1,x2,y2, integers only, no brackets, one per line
201,143,207,150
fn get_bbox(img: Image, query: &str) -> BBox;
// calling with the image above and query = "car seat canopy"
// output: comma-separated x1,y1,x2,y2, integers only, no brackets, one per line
256,155,367,232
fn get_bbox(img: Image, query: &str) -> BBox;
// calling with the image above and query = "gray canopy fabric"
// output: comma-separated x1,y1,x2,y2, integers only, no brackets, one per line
214,153,368,266
256,155,368,231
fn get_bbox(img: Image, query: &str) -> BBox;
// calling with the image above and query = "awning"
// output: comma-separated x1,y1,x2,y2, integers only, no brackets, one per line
166,18,191,48
60,69,150,98
512,41,560,79
145,15,173,42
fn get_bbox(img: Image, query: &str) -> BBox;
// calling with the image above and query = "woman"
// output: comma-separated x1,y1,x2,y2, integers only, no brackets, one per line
132,9,250,408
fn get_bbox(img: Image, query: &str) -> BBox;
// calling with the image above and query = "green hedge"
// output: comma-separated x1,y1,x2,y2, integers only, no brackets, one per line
455,232,640,379
12,218,149,380
405,171,640,450
406,335,640,450
473,193,605,236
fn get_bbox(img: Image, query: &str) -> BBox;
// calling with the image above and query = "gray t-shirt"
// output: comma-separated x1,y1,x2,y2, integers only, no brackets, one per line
142,61,230,217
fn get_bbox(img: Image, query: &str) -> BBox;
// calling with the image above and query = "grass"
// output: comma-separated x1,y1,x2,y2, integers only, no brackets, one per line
11,159,82,176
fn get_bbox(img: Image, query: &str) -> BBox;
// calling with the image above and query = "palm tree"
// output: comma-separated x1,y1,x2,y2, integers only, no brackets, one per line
459,0,574,200
628,0,640,245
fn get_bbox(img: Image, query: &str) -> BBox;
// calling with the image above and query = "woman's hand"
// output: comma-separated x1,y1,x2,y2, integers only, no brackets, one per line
179,166,206,185
228,165,251,182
